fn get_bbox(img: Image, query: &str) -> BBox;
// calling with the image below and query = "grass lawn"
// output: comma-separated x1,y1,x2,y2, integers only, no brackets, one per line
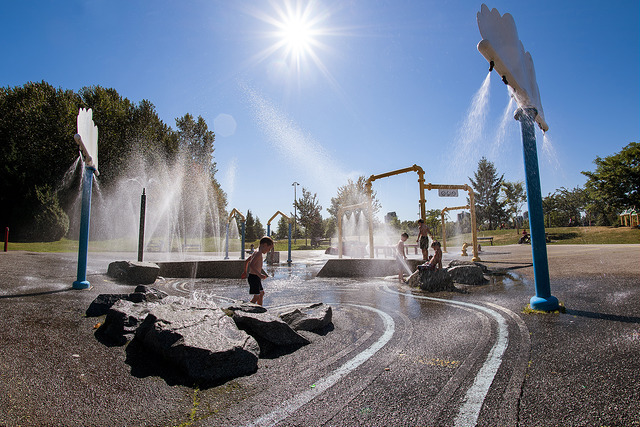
445,226,640,246
3,236,331,253
3,226,638,253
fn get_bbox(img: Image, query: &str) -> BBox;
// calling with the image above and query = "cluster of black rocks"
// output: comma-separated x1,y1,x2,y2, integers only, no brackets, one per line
87,285,332,386
406,260,492,292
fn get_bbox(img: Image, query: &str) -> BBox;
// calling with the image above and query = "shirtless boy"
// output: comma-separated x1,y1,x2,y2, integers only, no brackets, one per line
241,236,274,306
396,232,409,283
417,219,435,261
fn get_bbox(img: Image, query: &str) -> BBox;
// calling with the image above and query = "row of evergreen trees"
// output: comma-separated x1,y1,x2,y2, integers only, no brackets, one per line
0,81,226,241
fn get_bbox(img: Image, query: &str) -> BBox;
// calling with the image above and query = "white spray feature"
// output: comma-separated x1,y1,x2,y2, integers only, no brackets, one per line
449,72,491,179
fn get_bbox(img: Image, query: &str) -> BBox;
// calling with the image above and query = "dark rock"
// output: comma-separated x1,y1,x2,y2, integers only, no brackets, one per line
133,302,259,384
86,293,130,317
97,299,156,345
406,270,421,287
418,269,455,292
278,303,332,332
448,264,488,286
447,259,489,273
232,310,310,346
128,287,168,303
224,301,268,314
107,261,159,285
87,287,168,316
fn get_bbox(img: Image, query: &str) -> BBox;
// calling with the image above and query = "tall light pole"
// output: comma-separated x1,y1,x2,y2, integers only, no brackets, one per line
292,181,299,243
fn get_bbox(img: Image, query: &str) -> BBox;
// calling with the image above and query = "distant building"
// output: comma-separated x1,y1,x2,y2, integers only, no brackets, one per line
385,212,397,223
457,211,470,223
457,211,471,234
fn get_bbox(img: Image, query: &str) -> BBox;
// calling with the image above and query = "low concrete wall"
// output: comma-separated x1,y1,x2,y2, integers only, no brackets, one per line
158,258,424,279
316,258,422,278
157,260,245,278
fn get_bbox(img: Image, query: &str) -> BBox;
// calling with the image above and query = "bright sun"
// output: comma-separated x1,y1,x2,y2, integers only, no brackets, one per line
248,0,331,74
272,3,321,67
279,16,313,57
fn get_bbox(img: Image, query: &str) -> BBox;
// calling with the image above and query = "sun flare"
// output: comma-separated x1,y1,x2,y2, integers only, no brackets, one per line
278,15,314,57
247,0,335,75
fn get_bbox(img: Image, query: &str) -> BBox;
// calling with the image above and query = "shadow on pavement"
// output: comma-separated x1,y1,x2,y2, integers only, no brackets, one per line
0,287,75,299
565,308,640,324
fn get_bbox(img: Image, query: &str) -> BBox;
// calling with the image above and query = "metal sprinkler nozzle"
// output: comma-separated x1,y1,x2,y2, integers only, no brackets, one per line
489,60,494,72
501,75,508,85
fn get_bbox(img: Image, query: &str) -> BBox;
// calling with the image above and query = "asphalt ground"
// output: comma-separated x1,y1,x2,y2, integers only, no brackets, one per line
0,244,638,426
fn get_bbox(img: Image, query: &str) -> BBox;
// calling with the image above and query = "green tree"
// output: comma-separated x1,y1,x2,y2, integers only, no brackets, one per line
469,157,507,230
323,216,336,239
328,176,381,221
254,216,265,239
275,215,291,240
0,81,80,240
296,188,323,245
175,113,216,174
244,210,257,241
425,209,442,238
502,181,527,232
582,142,640,225
542,193,557,228
543,187,586,227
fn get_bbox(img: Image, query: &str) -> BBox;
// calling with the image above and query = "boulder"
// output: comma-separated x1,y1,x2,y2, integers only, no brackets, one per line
448,264,488,286
86,293,130,317
406,270,421,287
107,261,159,285
128,285,168,303
232,310,310,347
418,269,455,293
277,303,333,332
224,301,267,314
97,299,156,345
86,286,168,317
134,302,259,384
447,259,489,273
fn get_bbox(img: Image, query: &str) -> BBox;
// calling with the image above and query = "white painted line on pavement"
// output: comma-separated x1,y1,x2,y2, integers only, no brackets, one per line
382,285,509,427
244,303,395,427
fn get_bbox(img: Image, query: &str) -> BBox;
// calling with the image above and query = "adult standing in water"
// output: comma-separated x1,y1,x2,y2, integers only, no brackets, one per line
417,219,434,261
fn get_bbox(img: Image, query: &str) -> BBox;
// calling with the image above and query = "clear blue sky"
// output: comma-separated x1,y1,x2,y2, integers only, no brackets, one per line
2,0,638,224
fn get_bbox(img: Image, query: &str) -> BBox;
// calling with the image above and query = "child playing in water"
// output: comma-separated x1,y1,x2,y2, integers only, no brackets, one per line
396,232,409,283
417,219,435,261
241,236,274,306
420,241,443,271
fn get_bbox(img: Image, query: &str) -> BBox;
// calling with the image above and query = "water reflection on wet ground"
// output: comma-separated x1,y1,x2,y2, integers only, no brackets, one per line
159,258,528,323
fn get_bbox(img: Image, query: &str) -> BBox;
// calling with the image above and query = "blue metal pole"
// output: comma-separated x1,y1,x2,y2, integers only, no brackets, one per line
73,167,94,290
515,107,559,311
224,223,229,259
287,222,292,264
240,221,246,260
267,224,271,237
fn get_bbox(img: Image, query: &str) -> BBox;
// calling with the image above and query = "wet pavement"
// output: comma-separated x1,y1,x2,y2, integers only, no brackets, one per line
0,244,638,426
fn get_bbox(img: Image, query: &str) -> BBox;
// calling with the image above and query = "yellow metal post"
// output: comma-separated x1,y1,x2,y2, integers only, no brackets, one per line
366,164,426,258
466,185,480,261
440,204,470,253
423,183,480,261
